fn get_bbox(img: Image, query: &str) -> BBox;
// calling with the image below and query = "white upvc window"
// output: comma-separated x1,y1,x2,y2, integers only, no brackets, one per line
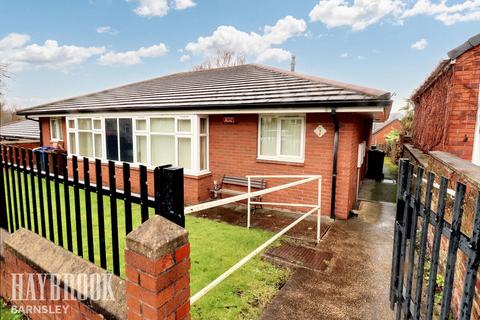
67,118,103,158
50,118,63,141
66,114,209,176
258,115,305,163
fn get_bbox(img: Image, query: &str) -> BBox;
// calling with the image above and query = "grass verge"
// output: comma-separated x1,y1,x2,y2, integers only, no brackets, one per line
2,173,290,319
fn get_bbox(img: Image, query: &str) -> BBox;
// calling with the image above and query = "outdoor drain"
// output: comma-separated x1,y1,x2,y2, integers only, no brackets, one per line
263,242,333,272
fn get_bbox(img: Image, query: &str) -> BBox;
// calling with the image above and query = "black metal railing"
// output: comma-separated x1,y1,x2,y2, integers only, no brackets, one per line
390,158,480,320
0,145,184,277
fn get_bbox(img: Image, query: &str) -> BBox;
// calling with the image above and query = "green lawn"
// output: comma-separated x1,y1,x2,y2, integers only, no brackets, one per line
2,172,290,319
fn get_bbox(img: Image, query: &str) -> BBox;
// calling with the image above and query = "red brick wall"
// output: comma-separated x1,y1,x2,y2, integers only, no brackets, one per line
67,159,210,205
372,119,402,145
0,236,109,320
40,113,372,218
40,117,67,150
412,45,480,160
209,113,371,219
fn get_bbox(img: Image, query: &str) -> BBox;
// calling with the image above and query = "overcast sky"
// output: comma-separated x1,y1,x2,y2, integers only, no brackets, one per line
1,0,479,115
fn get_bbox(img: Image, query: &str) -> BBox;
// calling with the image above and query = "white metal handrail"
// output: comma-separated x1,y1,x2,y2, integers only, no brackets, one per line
185,174,322,305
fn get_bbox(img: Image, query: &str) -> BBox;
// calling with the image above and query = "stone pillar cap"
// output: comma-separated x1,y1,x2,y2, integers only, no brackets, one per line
126,215,188,260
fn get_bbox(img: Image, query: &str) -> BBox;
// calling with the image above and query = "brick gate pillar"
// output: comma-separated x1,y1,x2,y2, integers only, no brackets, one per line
125,215,190,320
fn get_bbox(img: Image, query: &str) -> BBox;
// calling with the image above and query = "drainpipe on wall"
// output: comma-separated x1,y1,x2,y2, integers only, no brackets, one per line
330,109,339,220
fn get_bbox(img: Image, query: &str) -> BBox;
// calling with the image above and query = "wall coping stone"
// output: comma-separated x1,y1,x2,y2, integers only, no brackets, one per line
4,228,126,319
126,215,188,260
403,144,480,188
404,144,429,167
430,150,480,187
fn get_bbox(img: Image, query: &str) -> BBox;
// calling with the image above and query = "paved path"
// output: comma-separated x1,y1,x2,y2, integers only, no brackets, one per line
261,200,395,320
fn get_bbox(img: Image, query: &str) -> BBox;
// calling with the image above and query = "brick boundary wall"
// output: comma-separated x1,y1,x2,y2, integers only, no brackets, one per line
125,215,190,320
0,215,191,320
0,228,126,319
402,143,480,318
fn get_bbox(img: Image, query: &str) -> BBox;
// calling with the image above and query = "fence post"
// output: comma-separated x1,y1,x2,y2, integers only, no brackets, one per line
125,215,190,320
157,167,185,228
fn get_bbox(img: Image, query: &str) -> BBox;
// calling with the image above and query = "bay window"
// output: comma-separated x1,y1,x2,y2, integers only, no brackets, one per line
258,115,305,162
66,115,209,175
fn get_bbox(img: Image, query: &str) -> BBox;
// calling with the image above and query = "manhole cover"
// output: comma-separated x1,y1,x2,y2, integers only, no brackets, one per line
264,242,333,272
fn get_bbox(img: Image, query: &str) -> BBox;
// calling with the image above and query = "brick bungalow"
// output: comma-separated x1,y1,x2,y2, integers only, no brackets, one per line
411,33,480,164
372,118,402,146
18,64,392,219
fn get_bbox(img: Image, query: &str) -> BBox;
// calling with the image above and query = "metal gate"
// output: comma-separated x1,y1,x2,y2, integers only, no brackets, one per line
390,159,480,320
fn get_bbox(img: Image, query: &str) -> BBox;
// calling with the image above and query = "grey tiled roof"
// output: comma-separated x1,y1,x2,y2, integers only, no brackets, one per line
0,119,40,140
18,64,392,116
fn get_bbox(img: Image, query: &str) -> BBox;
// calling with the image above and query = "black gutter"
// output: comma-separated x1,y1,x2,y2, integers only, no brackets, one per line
330,108,339,220
25,115,39,122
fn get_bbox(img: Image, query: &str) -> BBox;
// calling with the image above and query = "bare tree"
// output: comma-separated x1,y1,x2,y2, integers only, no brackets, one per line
0,63,8,96
193,50,246,71
0,64,18,125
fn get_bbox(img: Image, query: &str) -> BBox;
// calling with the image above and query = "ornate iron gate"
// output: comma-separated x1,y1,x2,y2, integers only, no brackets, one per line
390,159,480,320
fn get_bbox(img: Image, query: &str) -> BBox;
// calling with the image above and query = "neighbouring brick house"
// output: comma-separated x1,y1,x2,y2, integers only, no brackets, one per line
411,33,480,164
18,64,392,219
404,33,480,318
372,118,402,145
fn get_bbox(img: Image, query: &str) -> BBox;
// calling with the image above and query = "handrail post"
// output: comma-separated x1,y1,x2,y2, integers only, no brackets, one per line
247,176,251,229
317,176,321,243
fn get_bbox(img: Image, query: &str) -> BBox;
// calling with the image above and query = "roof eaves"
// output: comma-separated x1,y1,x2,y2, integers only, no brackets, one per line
18,98,393,116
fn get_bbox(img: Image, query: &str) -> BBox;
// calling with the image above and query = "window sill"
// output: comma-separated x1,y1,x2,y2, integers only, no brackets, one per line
256,158,305,167
184,171,212,179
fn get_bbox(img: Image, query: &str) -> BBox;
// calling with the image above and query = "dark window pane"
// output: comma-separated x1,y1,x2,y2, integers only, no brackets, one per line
106,119,118,161
119,118,133,162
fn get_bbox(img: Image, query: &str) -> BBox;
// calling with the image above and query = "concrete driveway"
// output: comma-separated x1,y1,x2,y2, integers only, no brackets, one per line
261,200,396,320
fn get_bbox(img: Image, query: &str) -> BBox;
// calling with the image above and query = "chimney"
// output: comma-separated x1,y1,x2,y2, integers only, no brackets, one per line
290,55,296,72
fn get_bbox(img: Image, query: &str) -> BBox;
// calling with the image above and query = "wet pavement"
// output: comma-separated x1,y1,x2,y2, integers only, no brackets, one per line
260,200,396,320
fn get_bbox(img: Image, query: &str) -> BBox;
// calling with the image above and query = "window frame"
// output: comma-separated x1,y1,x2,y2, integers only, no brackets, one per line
50,118,63,141
66,114,209,176
257,114,306,163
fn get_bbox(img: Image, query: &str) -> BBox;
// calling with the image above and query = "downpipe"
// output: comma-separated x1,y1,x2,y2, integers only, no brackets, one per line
330,109,339,220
